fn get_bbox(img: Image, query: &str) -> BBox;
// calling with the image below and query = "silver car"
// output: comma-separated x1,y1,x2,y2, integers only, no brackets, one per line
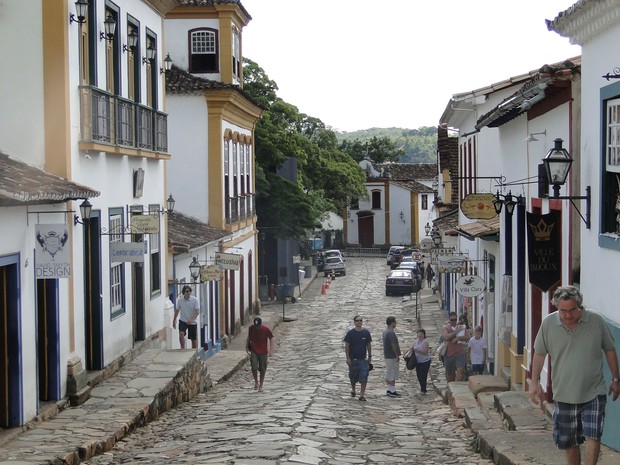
323,256,346,277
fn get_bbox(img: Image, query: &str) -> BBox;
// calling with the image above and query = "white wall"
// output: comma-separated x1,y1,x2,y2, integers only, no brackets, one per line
579,27,620,325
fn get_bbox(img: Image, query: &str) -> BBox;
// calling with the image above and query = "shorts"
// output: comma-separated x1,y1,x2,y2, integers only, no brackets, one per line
384,358,400,381
250,352,269,373
349,359,369,384
471,364,485,375
443,353,466,375
179,321,197,341
553,395,607,449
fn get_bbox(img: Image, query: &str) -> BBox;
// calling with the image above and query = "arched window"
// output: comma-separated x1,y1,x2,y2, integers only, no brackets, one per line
189,28,218,73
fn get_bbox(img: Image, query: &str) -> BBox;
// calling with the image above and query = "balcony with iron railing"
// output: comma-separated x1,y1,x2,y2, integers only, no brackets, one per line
79,85,168,156
225,194,256,225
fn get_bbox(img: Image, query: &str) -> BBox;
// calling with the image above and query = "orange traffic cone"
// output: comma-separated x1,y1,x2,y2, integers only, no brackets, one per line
321,282,326,295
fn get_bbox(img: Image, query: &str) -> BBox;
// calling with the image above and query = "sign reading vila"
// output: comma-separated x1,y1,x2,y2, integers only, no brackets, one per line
527,211,561,292
131,215,159,234
110,242,144,262
455,275,485,297
461,193,498,219
215,252,241,270
35,224,71,279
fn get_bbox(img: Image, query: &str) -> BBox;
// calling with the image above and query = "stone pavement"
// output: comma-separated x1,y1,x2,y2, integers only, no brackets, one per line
1,258,619,465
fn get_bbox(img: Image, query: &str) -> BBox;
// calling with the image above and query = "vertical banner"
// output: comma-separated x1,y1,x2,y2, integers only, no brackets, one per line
527,211,561,292
35,224,71,279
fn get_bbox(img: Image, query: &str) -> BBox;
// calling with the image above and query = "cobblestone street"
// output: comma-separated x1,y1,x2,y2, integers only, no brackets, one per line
84,257,492,464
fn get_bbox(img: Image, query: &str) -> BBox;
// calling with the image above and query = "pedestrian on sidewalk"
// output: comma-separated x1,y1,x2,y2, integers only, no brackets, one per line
383,316,401,397
426,263,434,289
344,315,372,401
468,326,487,375
441,312,469,382
173,285,200,349
530,286,620,465
246,317,274,392
410,328,432,394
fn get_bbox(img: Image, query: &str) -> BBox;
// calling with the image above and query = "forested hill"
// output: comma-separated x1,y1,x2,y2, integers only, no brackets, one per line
335,126,438,164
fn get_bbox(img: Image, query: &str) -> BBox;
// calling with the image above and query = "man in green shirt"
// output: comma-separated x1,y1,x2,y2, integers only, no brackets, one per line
530,286,620,465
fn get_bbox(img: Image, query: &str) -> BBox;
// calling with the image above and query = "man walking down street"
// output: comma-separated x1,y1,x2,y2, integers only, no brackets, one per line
246,317,274,392
173,285,200,349
344,315,372,401
530,286,620,465
383,316,401,397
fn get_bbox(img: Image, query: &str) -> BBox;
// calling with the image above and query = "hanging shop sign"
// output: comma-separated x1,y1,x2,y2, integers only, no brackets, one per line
131,214,159,234
455,275,485,297
437,256,466,273
201,265,223,282
527,211,561,292
461,193,498,220
110,242,144,262
215,252,241,270
35,224,71,279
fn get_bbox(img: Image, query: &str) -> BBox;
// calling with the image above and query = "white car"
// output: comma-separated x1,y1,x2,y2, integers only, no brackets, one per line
323,256,346,276
323,249,343,260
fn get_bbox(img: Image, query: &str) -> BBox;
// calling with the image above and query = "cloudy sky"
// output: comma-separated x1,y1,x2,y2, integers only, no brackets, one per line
240,0,581,132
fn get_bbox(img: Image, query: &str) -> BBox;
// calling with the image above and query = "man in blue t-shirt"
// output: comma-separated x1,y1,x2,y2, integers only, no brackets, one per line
344,315,372,401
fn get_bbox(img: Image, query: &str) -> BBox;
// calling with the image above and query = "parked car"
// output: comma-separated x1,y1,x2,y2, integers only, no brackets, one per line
391,248,413,269
385,269,415,296
323,256,346,276
324,249,343,260
386,246,405,265
397,263,422,292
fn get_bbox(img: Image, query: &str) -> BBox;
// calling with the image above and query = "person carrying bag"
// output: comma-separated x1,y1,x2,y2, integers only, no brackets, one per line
409,329,432,395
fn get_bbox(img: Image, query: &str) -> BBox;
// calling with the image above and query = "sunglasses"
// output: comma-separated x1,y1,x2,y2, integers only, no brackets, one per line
354,319,362,322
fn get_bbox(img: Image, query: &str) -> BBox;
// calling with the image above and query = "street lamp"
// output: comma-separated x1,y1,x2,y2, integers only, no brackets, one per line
74,199,93,225
189,257,201,283
541,138,591,229
492,191,520,216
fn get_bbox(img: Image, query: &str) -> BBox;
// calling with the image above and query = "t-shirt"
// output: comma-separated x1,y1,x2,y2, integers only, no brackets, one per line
468,336,487,364
383,327,401,359
176,295,199,325
344,328,372,360
412,339,431,363
443,324,466,357
248,325,273,355
533,308,615,403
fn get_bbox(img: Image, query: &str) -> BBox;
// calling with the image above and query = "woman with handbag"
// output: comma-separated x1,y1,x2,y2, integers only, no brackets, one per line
410,329,432,394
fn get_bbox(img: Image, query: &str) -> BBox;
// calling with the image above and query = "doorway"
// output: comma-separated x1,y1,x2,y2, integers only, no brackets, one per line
0,255,22,427
84,215,104,370
358,211,375,248
36,279,61,402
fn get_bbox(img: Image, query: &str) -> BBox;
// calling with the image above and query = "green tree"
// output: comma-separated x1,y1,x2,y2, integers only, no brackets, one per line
244,60,366,239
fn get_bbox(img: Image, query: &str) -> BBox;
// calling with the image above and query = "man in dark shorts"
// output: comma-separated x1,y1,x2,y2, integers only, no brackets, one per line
246,317,274,392
344,315,372,401
530,286,620,465
173,285,200,349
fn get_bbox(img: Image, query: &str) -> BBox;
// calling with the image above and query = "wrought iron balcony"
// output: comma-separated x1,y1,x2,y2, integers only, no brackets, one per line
79,85,167,153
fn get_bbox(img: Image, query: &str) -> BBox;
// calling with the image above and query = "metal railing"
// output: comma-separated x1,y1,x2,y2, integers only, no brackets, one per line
79,85,167,153
344,247,383,257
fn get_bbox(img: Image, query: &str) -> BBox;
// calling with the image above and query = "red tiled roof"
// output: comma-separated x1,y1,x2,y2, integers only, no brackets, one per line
0,152,99,206
167,211,231,253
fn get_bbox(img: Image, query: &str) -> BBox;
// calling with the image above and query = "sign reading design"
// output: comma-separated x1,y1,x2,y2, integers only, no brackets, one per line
35,224,71,279
526,211,561,292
